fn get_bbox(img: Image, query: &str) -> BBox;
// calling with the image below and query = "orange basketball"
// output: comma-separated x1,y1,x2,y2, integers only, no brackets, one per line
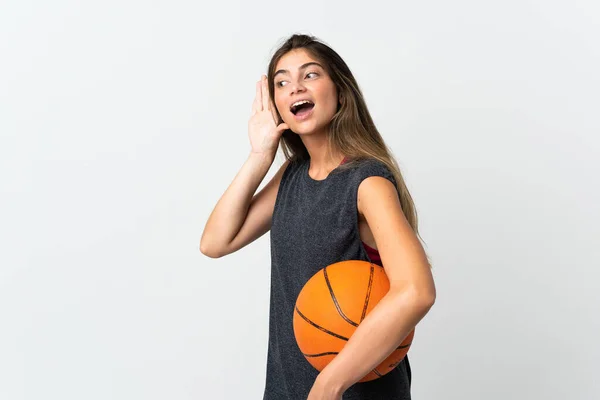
293,259,415,382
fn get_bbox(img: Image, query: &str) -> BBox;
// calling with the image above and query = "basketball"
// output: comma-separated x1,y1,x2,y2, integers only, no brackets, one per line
293,259,415,382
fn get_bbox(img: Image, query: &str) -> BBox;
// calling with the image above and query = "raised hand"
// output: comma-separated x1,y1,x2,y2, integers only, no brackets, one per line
248,75,289,156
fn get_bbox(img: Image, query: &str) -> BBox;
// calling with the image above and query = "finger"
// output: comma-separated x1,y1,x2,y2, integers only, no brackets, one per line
270,100,280,124
261,75,269,111
251,81,259,114
276,122,289,134
253,80,262,113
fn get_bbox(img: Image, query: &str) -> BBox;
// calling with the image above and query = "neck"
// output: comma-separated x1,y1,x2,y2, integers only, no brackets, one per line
300,131,346,177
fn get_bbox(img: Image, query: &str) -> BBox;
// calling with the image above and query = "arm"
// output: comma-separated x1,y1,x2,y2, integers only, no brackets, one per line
309,176,436,398
200,75,289,259
199,154,289,258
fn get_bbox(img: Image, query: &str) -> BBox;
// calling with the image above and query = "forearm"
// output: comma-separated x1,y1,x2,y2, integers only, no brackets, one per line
319,287,434,393
200,151,274,254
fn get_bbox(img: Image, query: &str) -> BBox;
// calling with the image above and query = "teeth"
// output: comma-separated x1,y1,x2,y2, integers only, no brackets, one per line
290,100,314,114
292,100,313,108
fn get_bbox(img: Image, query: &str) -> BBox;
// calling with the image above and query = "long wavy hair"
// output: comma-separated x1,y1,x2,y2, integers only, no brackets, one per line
267,34,431,265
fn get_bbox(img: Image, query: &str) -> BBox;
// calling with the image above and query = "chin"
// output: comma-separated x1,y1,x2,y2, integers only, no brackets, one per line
289,121,324,136
292,127,317,136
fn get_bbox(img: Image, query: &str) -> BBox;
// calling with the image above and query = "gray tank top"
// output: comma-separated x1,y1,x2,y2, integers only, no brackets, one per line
263,157,412,400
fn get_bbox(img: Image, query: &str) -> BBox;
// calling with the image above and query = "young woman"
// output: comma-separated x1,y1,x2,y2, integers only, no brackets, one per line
201,34,436,400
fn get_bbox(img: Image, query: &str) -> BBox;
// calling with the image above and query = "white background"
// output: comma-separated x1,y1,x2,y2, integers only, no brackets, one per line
1,0,599,399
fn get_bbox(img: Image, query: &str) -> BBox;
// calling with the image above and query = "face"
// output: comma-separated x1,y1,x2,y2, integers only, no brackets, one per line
272,49,338,135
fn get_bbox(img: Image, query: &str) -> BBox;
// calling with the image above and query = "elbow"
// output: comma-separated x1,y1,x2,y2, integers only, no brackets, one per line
413,282,436,309
422,291,436,309
398,285,436,311
410,291,435,317
419,288,436,311
199,239,224,259
200,248,222,259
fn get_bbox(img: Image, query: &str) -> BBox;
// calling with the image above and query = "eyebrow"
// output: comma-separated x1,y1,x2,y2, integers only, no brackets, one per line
273,62,324,79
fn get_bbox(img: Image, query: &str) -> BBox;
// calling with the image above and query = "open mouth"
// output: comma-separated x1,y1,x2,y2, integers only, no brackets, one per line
290,100,315,117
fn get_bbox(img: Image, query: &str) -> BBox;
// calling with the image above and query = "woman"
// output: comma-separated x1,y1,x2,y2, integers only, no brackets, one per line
201,34,436,400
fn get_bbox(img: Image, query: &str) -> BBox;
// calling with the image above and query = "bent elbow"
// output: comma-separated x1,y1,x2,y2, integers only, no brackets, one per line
199,241,224,259
423,292,436,309
402,286,436,311
419,288,436,310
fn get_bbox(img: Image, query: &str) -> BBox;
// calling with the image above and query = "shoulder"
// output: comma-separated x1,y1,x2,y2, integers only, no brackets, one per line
346,157,397,186
351,158,399,214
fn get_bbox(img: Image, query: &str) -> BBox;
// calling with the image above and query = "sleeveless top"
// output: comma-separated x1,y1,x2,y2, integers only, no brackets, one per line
264,157,412,400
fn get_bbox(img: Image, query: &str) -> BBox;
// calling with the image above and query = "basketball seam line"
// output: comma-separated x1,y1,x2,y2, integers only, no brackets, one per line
302,351,339,358
361,264,375,323
323,267,359,327
295,306,349,341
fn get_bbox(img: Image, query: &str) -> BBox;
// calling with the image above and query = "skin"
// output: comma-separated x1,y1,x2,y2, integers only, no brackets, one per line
272,49,345,181
271,50,436,399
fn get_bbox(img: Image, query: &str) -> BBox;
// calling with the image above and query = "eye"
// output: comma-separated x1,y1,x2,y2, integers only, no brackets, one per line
275,72,319,88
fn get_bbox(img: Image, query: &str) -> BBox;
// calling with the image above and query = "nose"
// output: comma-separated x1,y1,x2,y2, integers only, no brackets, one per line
288,80,306,95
